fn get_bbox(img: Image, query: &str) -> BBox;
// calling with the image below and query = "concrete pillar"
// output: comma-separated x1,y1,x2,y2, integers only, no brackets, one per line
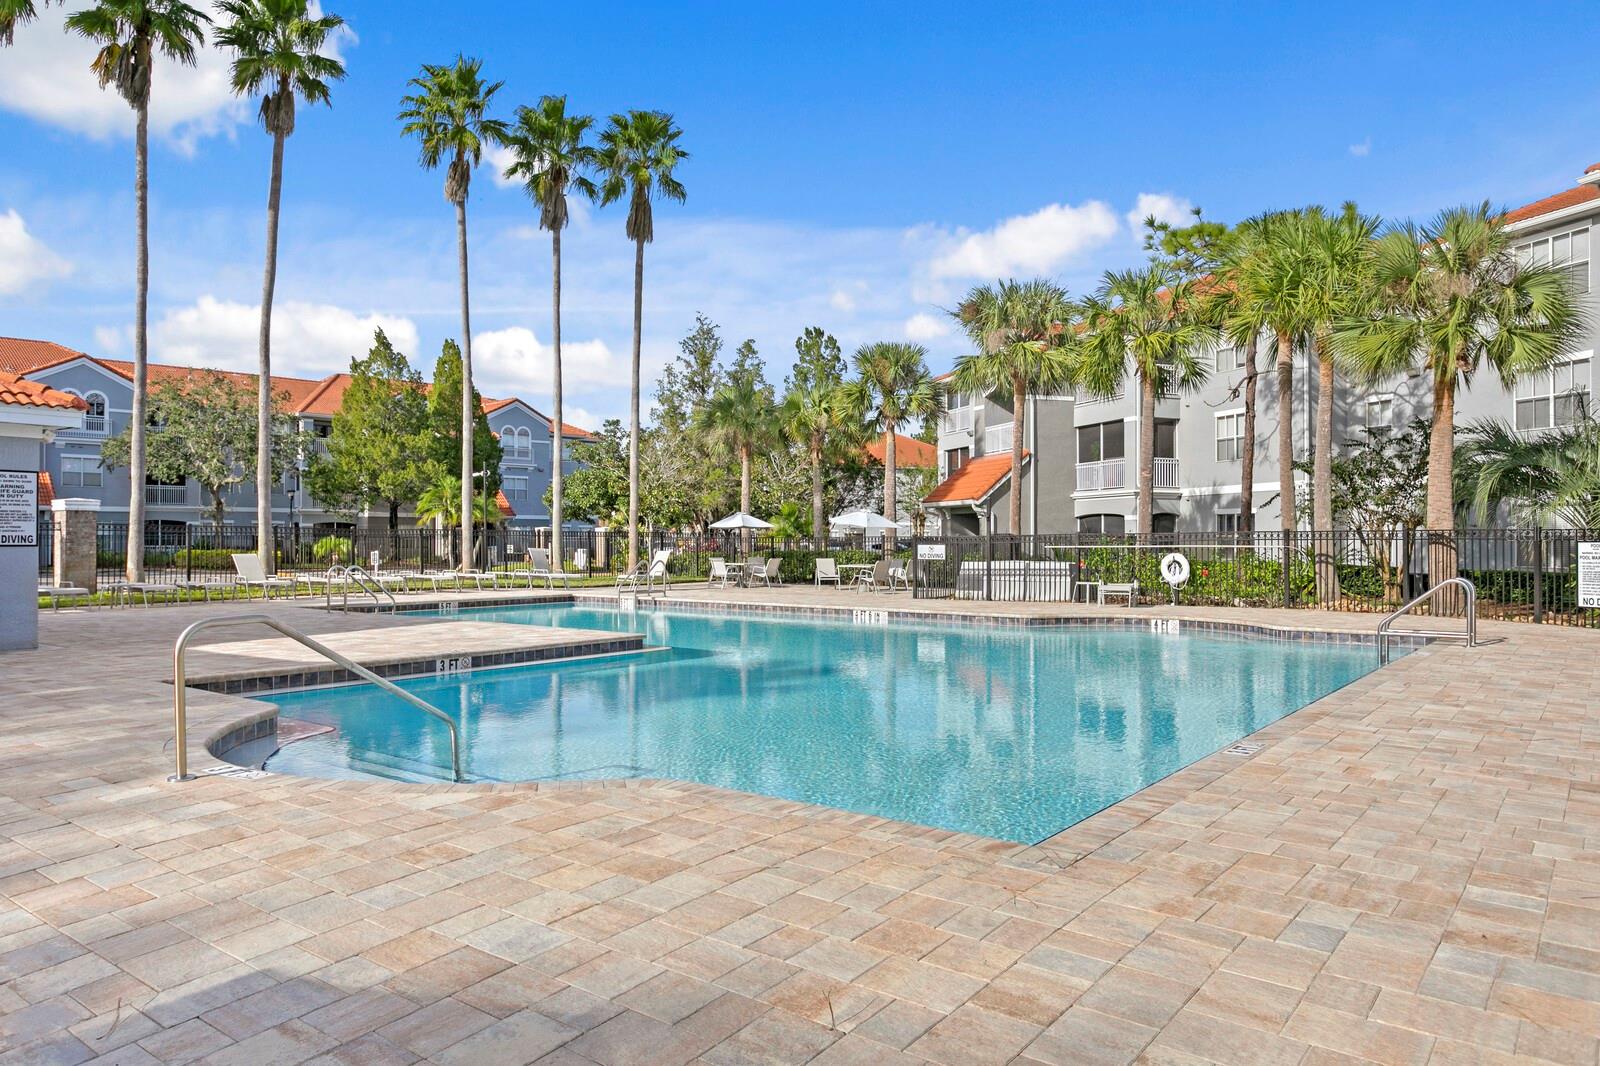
593,526,610,570
53,497,100,592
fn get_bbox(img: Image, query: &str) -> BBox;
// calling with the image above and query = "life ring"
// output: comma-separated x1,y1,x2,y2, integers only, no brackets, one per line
1159,551,1190,587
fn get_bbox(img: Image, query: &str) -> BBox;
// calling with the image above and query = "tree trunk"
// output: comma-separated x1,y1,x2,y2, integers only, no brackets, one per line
1010,376,1026,536
810,438,824,543
212,491,226,539
1137,372,1156,536
388,500,399,531
627,235,644,571
1426,373,1458,594
1276,328,1296,533
126,98,150,582
1313,330,1339,604
457,197,475,572
1240,334,1258,534
256,127,286,576
883,426,897,552
550,226,564,574
740,446,752,555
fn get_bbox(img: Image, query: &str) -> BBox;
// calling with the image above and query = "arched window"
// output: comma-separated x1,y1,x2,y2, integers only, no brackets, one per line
83,391,108,434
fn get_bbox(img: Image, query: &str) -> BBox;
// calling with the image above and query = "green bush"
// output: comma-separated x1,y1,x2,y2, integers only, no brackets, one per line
311,535,353,563
171,547,242,571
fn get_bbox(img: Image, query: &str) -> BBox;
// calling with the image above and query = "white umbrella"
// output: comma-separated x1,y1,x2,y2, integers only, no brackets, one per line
828,509,899,531
709,512,774,530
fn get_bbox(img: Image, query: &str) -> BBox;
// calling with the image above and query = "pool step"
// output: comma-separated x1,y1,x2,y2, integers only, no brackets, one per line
342,745,460,783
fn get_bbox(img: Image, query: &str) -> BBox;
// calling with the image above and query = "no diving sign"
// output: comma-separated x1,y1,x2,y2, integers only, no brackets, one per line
0,470,37,548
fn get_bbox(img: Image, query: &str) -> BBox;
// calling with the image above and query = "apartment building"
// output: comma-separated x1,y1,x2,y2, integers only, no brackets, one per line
0,336,594,535
923,160,1597,534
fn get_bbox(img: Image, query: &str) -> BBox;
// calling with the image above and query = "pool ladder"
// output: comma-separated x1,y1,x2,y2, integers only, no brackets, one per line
1377,577,1477,665
170,613,462,783
325,565,397,613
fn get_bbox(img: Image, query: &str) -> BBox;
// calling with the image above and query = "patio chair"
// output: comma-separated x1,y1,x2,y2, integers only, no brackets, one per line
814,558,841,587
707,557,734,588
854,558,891,593
616,549,672,596
1099,580,1140,607
528,548,571,589
888,561,912,591
749,557,783,587
38,585,90,610
232,553,298,600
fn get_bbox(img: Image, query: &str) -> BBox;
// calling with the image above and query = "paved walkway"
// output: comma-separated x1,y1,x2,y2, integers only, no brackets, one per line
1,596,1597,1064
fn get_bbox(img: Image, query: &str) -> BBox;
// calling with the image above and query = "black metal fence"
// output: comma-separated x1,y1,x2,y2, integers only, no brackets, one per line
909,528,1600,627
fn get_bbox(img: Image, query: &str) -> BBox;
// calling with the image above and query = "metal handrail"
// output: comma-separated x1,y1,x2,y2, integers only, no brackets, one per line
323,565,396,613
1377,577,1477,664
170,613,463,783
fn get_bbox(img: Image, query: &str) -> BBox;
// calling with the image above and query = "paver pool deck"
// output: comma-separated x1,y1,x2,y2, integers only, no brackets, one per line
1,588,1597,1065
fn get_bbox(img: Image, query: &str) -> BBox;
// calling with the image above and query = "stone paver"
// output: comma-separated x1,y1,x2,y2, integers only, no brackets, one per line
0,592,1596,1064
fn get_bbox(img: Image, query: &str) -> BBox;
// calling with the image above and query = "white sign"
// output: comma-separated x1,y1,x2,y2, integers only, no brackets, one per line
369,550,381,568
916,543,946,561
1579,542,1600,608
1159,552,1190,587
0,470,37,548
1149,618,1182,635
852,609,888,626
435,656,470,676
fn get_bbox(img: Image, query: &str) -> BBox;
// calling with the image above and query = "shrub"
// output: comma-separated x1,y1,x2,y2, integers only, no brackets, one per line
311,535,353,564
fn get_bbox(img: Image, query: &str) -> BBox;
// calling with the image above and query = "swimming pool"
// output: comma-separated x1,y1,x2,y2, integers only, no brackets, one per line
260,604,1387,844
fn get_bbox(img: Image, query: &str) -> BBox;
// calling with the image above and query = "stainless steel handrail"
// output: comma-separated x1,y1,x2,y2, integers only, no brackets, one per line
171,613,463,783
323,565,396,613
1377,577,1477,664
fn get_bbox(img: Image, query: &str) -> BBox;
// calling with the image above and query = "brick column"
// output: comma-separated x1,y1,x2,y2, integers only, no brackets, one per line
53,497,100,592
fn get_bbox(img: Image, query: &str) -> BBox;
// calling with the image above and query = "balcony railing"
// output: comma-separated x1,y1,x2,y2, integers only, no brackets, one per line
982,421,1014,455
1076,458,1126,491
1154,457,1179,489
939,408,974,436
145,484,189,506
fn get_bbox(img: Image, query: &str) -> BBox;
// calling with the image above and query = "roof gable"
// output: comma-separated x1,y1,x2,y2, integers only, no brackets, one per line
923,452,1026,506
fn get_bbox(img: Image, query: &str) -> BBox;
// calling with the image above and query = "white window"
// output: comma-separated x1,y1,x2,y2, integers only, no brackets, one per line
82,391,108,434
61,455,102,488
1215,345,1246,372
940,390,974,435
1516,226,1590,295
1216,511,1241,534
498,427,533,461
1515,352,1592,432
1365,394,1395,430
1215,411,1244,462
504,476,529,501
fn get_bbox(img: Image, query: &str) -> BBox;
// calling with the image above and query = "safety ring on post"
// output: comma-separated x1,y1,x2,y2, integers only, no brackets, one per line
1159,551,1191,588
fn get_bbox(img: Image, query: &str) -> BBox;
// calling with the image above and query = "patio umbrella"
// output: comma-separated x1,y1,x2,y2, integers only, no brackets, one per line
828,509,899,531
708,512,773,530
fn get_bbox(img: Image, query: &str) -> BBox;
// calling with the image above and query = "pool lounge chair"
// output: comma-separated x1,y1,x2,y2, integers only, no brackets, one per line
232,553,298,600
814,558,841,587
111,581,181,606
854,558,891,593
528,549,571,589
38,585,90,609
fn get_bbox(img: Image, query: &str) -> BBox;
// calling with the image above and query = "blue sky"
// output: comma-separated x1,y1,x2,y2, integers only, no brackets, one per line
3,0,1598,429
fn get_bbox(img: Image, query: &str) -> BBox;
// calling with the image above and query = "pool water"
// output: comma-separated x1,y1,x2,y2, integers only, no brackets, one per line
261,605,1386,844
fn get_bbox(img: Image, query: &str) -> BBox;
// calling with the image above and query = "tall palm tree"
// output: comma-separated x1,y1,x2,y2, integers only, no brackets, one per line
0,0,57,45
949,278,1074,536
1456,416,1600,529
1300,203,1380,602
1076,266,1216,535
695,376,779,551
399,57,507,571
1336,203,1584,587
68,0,210,582
597,110,687,570
215,0,345,576
1230,209,1314,533
500,95,597,572
780,379,857,541
844,342,942,544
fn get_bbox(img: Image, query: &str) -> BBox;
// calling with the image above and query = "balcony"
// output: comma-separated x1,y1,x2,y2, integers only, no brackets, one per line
1154,456,1180,489
982,421,1013,455
145,484,189,506
939,408,974,437
1076,458,1126,492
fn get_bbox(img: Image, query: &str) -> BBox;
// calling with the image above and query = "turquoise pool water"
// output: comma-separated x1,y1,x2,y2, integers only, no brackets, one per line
260,604,1384,844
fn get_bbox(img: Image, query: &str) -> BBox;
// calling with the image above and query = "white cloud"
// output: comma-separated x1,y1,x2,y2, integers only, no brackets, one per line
1349,138,1372,158
904,312,952,342
1125,192,1196,233
486,144,520,189
926,200,1120,280
0,210,73,294
472,325,626,401
152,296,419,378
829,287,857,312
92,325,126,354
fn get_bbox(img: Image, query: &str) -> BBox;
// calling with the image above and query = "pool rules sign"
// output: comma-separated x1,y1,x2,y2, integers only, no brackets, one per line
1579,542,1600,608
0,470,37,548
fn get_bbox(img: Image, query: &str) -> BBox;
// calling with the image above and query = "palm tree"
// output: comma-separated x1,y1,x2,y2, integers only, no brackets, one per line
1456,417,1600,529
215,0,345,576
416,472,503,569
949,278,1074,536
597,110,687,570
399,57,508,570
844,342,942,545
780,379,857,542
1336,203,1584,588
68,0,210,582
1299,203,1380,602
0,0,57,45
499,95,597,573
695,375,780,552
1075,266,1216,535
1229,209,1315,533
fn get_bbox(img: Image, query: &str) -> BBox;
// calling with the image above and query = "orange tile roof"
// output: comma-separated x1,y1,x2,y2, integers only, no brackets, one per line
0,371,89,411
37,472,54,507
0,337,90,375
481,395,595,439
864,432,936,468
495,489,514,518
1506,183,1600,225
1586,161,1600,175
923,452,1024,505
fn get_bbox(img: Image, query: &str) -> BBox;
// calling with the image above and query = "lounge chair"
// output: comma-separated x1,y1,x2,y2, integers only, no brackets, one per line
176,577,240,601
232,553,298,600
707,557,734,588
1099,581,1140,607
814,558,841,587
748,557,782,587
38,585,90,609
528,549,571,588
888,561,911,591
854,558,891,593
618,549,672,596
110,581,181,607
